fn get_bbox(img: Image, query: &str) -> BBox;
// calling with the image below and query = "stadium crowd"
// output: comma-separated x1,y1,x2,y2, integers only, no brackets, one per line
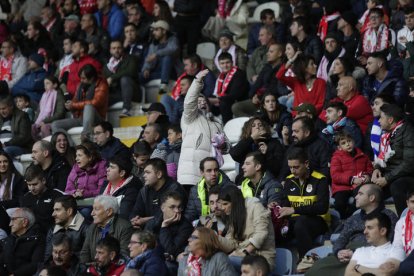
1,0,414,275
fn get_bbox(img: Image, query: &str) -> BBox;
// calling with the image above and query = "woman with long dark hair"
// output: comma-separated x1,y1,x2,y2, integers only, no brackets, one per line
153,0,174,26
276,53,326,116
217,186,275,272
229,116,284,182
325,56,355,104
0,151,25,209
50,131,76,166
258,93,292,139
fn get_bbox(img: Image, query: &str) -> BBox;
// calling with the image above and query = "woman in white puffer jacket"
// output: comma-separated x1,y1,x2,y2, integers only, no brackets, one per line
178,69,230,185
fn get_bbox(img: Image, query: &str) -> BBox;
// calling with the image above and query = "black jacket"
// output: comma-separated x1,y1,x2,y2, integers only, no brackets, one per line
297,35,323,64
230,136,285,183
130,178,187,220
100,176,143,220
0,226,45,276
279,134,332,181
362,62,408,106
185,171,234,222
258,104,292,138
282,171,329,216
145,214,193,258
173,0,202,13
43,153,71,191
20,188,64,235
376,122,414,183
249,63,289,98
98,136,131,161
0,172,26,209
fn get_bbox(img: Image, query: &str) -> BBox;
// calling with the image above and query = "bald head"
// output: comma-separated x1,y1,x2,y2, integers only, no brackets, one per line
337,76,357,100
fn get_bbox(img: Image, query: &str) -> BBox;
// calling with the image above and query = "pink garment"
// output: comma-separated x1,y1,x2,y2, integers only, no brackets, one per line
35,89,57,125
166,163,177,180
65,159,107,197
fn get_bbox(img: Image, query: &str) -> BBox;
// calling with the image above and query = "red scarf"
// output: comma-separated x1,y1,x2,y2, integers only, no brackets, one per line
171,64,205,100
218,0,234,18
186,253,202,276
378,120,403,162
404,210,413,254
362,24,390,54
214,66,238,97
0,55,13,81
104,178,126,196
317,12,340,41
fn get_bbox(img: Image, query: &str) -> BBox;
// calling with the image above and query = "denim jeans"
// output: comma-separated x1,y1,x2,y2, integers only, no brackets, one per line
160,94,178,122
141,55,174,84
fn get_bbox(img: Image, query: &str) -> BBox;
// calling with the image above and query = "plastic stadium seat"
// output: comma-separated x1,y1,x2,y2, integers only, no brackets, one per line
224,117,250,144
305,245,333,259
274,248,293,275
248,2,281,23
221,154,237,172
13,161,24,175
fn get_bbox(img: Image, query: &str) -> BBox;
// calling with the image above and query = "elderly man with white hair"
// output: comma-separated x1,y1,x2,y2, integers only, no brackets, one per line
79,195,133,264
0,207,45,276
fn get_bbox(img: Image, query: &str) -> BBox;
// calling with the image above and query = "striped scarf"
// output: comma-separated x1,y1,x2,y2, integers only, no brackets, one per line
371,118,382,159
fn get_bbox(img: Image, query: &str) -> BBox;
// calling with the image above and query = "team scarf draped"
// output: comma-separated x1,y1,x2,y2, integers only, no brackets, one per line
171,65,205,100
0,55,13,81
404,210,413,255
377,120,403,168
186,253,202,276
214,45,237,73
362,24,390,54
322,116,348,135
317,12,340,41
213,66,238,97
217,0,234,18
107,56,122,73
103,177,128,196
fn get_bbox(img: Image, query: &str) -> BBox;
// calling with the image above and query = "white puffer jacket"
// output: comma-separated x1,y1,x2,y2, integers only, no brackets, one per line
178,79,226,185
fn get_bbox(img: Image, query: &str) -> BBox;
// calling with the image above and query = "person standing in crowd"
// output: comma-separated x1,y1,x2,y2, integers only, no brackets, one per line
178,69,230,186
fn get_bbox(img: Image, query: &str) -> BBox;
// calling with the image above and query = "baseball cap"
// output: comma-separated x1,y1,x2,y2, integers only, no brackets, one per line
293,103,317,117
150,20,170,31
64,14,80,23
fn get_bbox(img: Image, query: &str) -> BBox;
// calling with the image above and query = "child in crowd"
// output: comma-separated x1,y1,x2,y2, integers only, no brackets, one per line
151,124,182,180
14,94,35,123
32,76,66,139
330,132,373,218
131,140,152,183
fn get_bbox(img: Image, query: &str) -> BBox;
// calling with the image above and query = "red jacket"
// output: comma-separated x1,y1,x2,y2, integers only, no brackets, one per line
276,64,326,116
330,148,373,195
67,55,102,96
87,262,126,276
319,93,373,135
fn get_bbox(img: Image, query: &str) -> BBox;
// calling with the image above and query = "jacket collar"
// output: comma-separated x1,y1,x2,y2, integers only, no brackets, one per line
53,212,86,233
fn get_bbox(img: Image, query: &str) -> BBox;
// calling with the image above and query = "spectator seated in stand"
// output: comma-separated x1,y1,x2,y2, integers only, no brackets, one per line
104,40,140,117
20,164,64,235
0,95,33,158
330,132,373,219
11,53,47,103
31,76,66,139
93,121,131,161
322,101,363,151
13,93,34,123
0,151,25,210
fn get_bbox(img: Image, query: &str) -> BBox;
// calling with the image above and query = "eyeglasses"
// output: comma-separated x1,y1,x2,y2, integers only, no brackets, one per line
10,216,25,221
129,240,142,245
53,250,69,256
189,235,199,241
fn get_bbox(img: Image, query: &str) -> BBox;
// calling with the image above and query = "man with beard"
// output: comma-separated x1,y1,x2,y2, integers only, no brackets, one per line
103,40,140,117
278,116,331,181
51,64,108,141
44,196,90,261
86,236,126,276
31,140,71,191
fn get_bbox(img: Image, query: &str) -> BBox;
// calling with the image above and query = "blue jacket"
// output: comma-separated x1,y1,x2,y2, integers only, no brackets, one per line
362,60,408,106
95,4,126,40
126,248,168,275
11,68,47,102
98,136,130,161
